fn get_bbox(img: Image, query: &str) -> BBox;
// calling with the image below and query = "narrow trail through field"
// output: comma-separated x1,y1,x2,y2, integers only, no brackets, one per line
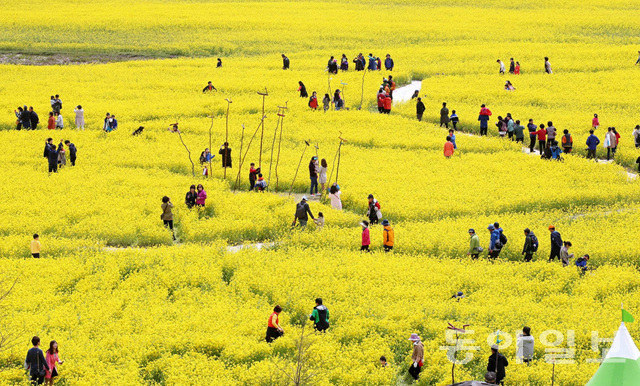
392,80,639,181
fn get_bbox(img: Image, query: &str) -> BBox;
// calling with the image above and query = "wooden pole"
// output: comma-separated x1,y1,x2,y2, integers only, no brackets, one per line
289,140,310,195
257,89,268,168
224,98,232,179
358,69,367,110
268,103,287,191
335,134,347,185
275,102,286,191
234,124,245,192
234,118,265,191
207,113,213,178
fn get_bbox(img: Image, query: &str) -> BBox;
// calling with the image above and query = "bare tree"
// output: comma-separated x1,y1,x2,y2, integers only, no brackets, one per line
272,325,318,385
0,278,20,352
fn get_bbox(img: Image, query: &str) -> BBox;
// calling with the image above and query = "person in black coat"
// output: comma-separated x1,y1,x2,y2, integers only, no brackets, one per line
185,185,198,208
218,142,232,168
25,336,49,385
416,98,425,121
43,138,59,173
29,107,39,130
282,54,290,70
487,345,508,385
65,140,77,166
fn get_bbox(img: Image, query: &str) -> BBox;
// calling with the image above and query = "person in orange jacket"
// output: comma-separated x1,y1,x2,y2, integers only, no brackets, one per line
382,219,394,252
377,89,385,113
383,95,392,114
444,136,455,158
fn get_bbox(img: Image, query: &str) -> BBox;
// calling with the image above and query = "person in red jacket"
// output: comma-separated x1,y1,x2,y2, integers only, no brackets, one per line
377,89,385,113
361,221,370,251
531,123,547,154
383,95,392,114
265,305,284,343
308,91,318,109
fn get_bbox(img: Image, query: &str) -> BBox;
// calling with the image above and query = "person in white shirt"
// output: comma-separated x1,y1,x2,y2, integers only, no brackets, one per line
318,159,328,194
516,326,535,365
55,112,64,129
497,59,505,74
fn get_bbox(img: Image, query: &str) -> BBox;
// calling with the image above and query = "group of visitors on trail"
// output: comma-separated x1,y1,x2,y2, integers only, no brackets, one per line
376,76,396,113
291,196,324,229
24,336,63,385
43,138,77,173
348,53,394,72
304,86,343,111
498,57,551,75
265,298,330,343
16,95,87,131
467,224,591,270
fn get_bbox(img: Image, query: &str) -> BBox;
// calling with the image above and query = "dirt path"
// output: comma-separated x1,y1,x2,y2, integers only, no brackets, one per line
392,80,422,105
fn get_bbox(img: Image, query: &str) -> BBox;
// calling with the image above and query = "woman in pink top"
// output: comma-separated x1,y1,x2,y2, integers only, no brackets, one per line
328,183,342,210
592,113,599,129
45,340,63,385
196,184,207,207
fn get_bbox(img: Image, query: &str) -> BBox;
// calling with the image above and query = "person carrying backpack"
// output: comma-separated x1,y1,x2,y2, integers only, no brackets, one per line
576,254,590,273
487,224,502,259
292,196,315,228
561,129,573,154
548,225,563,262
494,221,507,248
522,228,538,262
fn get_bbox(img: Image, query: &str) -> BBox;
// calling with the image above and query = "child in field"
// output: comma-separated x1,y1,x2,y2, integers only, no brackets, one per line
196,184,207,206
309,91,318,109
448,129,457,149
255,174,267,192
31,234,40,258
249,163,260,191
361,221,370,251
560,241,574,266
592,114,599,130
382,219,394,252
504,80,515,91
314,212,324,229
450,110,459,130
514,62,520,74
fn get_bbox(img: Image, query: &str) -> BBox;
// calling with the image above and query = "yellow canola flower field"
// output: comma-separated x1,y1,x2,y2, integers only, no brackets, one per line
1,0,640,384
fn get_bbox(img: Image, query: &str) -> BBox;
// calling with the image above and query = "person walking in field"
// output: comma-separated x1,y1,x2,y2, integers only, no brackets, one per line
322,94,331,112
522,228,538,262
309,298,329,331
440,102,450,128
340,54,349,71
448,129,457,149
217,58,222,67
586,129,600,159
29,107,39,130
45,340,63,385
161,196,175,240
497,59,505,74
202,81,217,93
385,54,394,71
265,305,284,343
527,119,537,152
367,194,382,225
73,106,84,130
560,129,573,154
634,125,640,148
548,225,562,262
531,124,547,154
467,229,481,259
416,98,425,121
318,159,328,193
576,254,590,272
488,224,502,259
444,136,455,158
185,185,197,208
560,241,574,266
360,220,370,251
44,138,59,173
298,81,308,98
488,344,508,385
47,112,55,130
382,219,394,252
514,61,520,74
328,183,342,210
25,336,49,385
293,196,315,228
281,54,290,70
478,104,492,136
218,142,232,169
309,91,318,109
51,95,62,114
333,89,343,111
408,333,424,380
196,184,206,207
605,127,618,160
31,234,41,258
516,327,534,365
450,110,459,130
544,57,553,74
54,112,63,129
509,58,515,74
592,114,599,130
513,120,525,143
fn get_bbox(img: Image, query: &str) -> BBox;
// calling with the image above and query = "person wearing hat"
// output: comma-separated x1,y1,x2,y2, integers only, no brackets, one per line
487,344,508,385
487,225,502,259
548,225,563,262
367,194,382,225
382,220,394,252
408,333,424,380
360,221,370,252
292,196,315,228
467,229,481,259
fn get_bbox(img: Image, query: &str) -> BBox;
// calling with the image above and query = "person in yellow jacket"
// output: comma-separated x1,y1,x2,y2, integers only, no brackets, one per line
382,219,394,252
30,234,41,258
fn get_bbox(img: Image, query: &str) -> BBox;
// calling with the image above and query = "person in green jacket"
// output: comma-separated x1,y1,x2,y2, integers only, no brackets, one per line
513,120,525,143
309,298,330,332
467,229,481,259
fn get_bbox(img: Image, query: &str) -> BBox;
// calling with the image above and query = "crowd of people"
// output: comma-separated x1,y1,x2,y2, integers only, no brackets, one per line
15,96,88,131
43,138,77,173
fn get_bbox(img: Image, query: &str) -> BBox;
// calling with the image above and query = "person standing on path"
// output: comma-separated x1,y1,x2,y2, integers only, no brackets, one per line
548,225,562,262
514,120,524,143
527,119,537,152
218,142,232,169
450,110,459,130
546,121,557,146
31,234,41,258
586,129,600,159
161,196,175,240
532,124,547,154
367,194,382,225
382,219,394,252
416,98,425,121
522,228,538,262
281,54,290,70
467,228,481,259
544,57,553,74
440,102,450,128
265,305,284,343
74,106,84,130
293,196,314,228
308,156,319,196
487,344,508,385
25,336,49,385
309,298,329,331
478,104,492,136
408,333,424,380
605,127,618,160
360,221,370,252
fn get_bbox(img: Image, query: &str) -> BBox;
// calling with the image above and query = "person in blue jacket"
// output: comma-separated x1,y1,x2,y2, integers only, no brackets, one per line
586,129,600,159
384,54,394,71
548,225,563,262
576,254,590,272
478,113,490,136
488,224,502,259
368,53,378,70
